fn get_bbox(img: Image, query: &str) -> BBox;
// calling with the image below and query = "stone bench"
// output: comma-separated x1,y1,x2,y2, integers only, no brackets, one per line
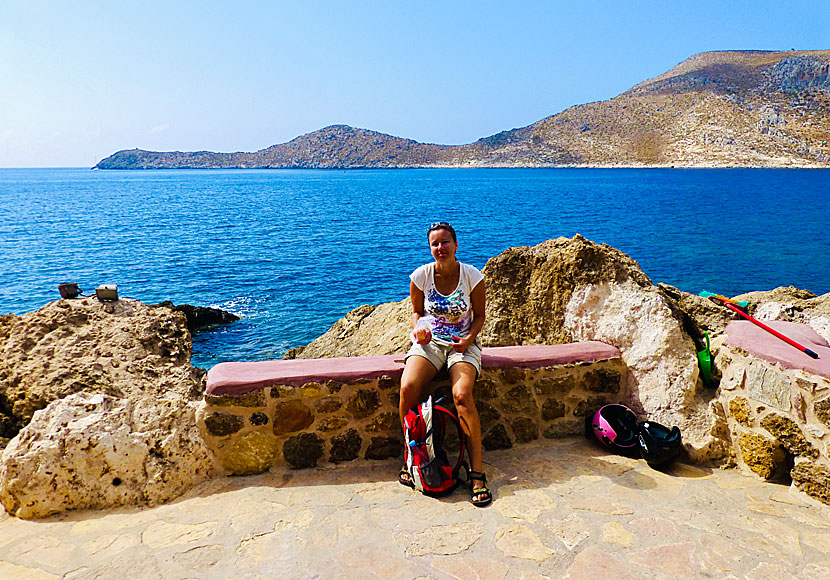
199,342,627,475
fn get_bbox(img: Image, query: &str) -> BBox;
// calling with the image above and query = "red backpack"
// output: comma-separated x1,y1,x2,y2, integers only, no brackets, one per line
403,395,468,496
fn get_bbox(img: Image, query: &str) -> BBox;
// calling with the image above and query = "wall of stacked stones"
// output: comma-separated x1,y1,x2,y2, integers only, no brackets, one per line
715,347,830,504
198,358,628,475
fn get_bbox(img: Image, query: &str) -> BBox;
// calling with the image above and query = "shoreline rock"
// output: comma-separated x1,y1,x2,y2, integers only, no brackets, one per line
0,298,218,518
152,301,240,332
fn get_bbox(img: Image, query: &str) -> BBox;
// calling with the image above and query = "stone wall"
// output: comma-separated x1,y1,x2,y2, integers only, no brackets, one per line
712,341,830,503
198,358,628,475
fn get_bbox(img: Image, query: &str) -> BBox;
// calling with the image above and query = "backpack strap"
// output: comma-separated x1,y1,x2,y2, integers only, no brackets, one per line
434,404,467,475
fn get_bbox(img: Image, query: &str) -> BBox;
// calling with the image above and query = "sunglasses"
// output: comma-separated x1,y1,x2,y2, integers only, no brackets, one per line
428,221,452,231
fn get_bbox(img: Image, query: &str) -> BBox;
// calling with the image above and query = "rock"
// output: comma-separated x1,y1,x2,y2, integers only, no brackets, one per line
365,412,399,433
508,417,539,443
365,436,402,460
815,398,830,427
293,302,412,358
346,389,381,419
283,433,324,469
152,301,240,332
482,424,513,450
272,400,314,436
0,298,203,443
656,283,732,341
204,412,245,436
729,397,753,427
0,393,215,518
542,419,583,439
483,235,652,345
215,430,280,476
541,399,566,421
583,368,623,393
791,460,830,505
501,385,536,414
534,374,574,395
329,429,362,463
315,397,343,414
563,278,699,429
316,416,349,433
738,432,782,480
760,413,818,458
0,298,215,518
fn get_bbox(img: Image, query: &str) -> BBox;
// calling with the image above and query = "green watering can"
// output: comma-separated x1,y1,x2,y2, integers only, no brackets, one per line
697,331,712,387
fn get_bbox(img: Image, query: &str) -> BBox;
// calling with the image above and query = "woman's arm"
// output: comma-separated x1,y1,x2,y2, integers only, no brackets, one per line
410,281,432,343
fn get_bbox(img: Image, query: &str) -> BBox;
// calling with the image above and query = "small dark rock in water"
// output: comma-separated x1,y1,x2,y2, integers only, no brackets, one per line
153,302,240,332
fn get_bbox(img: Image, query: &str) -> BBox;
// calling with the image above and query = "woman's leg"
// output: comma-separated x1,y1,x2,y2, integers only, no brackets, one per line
449,362,487,502
398,355,440,486
399,355,439,427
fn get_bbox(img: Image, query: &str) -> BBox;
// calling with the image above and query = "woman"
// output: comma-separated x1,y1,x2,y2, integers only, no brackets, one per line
398,221,491,507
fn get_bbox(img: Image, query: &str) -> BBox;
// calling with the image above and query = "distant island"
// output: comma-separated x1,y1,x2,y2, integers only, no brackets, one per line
95,50,830,170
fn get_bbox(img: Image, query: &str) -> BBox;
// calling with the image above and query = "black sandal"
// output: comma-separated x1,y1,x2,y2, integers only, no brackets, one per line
398,466,415,489
468,470,492,507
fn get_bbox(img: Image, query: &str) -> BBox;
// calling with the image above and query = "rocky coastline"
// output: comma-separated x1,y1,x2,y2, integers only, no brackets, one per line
2,236,830,518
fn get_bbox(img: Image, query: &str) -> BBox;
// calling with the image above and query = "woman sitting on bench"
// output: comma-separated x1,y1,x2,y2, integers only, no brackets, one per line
397,221,491,507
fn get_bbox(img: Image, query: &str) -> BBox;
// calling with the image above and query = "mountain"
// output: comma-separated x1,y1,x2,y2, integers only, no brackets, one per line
95,50,830,169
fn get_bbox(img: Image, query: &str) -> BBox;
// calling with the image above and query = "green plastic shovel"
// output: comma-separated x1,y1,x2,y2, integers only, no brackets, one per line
697,331,712,387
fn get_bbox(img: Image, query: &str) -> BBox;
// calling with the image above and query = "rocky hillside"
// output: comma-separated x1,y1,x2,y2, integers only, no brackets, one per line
95,50,830,169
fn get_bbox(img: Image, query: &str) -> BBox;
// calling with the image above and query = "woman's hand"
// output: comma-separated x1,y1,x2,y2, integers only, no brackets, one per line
451,333,473,353
413,327,432,344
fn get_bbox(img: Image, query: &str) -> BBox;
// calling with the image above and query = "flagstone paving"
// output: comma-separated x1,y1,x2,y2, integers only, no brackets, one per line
2,438,830,579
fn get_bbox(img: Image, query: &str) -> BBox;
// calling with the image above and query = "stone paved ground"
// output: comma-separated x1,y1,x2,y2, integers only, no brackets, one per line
2,438,830,580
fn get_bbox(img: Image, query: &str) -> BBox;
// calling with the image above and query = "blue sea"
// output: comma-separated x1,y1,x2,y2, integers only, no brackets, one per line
1,168,828,368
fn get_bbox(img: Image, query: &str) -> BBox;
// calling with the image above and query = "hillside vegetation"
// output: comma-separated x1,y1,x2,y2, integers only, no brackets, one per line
96,50,830,169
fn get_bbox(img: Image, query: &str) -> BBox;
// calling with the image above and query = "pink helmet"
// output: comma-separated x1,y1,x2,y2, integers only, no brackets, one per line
589,404,638,453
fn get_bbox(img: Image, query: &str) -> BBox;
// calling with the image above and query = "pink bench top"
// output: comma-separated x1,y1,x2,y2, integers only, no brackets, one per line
724,320,830,379
206,341,622,397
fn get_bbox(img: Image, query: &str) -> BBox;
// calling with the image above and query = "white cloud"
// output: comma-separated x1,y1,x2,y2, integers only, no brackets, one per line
150,124,169,134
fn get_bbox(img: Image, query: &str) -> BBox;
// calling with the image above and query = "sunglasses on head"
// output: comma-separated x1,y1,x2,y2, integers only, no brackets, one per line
428,221,452,230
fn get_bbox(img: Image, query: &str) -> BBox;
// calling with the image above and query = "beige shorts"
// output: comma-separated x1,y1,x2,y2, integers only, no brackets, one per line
406,338,482,376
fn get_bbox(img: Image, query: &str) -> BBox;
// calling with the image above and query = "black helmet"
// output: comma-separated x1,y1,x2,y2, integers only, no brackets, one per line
637,421,682,466
588,404,639,454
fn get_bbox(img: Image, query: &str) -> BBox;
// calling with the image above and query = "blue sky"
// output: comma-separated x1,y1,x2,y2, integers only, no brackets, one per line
1,1,828,167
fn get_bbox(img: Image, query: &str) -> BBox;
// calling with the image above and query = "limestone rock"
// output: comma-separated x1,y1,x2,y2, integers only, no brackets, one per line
291,302,412,358
0,298,214,518
738,432,782,480
656,283,732,340
729,397,753,427
0,393,215,518
564,279,699,421
483,235,652,345
760,413,818,458
204,412,245,436
272,400,314,436
791,460,830,505
815,398,830,427
0,298,204,444
215,430,280,476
